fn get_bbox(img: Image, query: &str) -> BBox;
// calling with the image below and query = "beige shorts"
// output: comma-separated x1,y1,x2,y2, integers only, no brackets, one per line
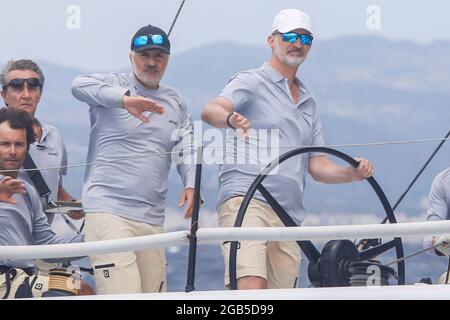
85,213,166,295
218,197,301,289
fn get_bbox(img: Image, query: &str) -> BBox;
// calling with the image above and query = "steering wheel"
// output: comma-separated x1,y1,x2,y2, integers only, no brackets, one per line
229,147,405,289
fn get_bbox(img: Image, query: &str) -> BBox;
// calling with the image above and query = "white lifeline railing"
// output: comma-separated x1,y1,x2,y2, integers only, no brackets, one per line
196,220,450,242
0,231,189,260
1,220,450,260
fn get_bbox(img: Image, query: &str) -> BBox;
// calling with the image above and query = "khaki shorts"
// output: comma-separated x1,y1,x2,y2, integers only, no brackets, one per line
218,197,301,289
85,213,166,295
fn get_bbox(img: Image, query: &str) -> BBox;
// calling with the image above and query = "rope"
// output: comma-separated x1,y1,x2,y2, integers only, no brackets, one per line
48,275,80,295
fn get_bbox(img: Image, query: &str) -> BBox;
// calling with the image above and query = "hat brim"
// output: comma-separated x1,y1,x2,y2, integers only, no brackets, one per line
277,26,313,35
133,44,170,54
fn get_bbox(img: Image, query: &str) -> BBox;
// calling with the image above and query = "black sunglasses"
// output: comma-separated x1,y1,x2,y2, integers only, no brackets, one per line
2,78,42,91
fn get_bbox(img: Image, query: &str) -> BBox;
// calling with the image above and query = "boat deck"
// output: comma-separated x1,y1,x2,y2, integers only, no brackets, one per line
46,284,450,300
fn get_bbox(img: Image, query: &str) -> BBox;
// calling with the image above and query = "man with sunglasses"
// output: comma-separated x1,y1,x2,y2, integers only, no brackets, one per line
0,60,90,276
0,60,79,214
202,9,375,290
72,25,196,294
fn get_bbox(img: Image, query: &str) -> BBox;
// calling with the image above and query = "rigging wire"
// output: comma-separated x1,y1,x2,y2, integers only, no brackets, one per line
356,129,450,271
168,0,186,37
0,136,450,175
381,129,450,223
385,242,443,266
2,136,450,174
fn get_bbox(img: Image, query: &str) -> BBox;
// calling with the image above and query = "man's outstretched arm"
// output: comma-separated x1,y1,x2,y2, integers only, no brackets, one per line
308,155,374,184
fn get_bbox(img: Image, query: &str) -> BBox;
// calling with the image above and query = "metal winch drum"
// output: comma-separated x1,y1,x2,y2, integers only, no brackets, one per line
308,240,396,287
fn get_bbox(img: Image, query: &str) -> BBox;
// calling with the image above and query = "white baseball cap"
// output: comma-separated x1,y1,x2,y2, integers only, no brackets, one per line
271,9,313,35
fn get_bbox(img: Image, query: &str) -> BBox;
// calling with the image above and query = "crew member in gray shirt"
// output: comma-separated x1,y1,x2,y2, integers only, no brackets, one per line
0,59,91,290
423,168,450,284
72,25,196,294
0,108,88,299
202,9,375,290
0,59,78,219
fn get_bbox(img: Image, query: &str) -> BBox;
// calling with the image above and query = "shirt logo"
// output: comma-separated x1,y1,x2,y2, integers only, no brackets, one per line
36,144,47,150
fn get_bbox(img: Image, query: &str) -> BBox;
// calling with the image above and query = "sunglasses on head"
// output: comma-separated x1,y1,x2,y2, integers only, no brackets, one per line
133,34,166,49
277,32,314,46
2,78,42,91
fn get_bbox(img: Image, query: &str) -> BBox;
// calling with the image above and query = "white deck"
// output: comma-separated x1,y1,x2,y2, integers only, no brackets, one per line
47,284,450,300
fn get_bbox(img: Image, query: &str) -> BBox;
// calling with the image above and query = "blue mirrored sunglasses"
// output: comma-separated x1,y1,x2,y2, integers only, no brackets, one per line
280,32,313,46
133,34,165,48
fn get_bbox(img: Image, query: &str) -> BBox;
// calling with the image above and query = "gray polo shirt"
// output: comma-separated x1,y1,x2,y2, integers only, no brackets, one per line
72,72,196,225
0,175,83,269
18,121,67,209
218,63,324,225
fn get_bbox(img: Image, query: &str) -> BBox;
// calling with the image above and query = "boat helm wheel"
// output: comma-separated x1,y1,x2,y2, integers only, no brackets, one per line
229,147,405,289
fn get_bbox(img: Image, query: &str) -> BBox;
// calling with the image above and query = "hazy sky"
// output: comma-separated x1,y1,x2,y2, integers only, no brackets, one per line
1,0,449,70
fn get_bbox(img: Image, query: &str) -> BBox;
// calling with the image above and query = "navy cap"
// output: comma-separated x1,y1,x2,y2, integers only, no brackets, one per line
131,25,171,54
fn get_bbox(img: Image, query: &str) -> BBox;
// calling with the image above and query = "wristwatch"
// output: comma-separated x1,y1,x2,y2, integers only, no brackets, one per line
226,112,235,130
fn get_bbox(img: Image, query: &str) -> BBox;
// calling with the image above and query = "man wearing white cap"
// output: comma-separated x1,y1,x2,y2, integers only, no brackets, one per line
202,9,375,289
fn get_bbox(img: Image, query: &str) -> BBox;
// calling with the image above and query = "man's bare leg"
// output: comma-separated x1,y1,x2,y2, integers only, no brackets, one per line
237,276,267,290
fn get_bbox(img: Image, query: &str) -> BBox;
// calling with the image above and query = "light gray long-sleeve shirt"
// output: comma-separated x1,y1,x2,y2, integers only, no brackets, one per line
0,175,83,269
72,72,196,225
